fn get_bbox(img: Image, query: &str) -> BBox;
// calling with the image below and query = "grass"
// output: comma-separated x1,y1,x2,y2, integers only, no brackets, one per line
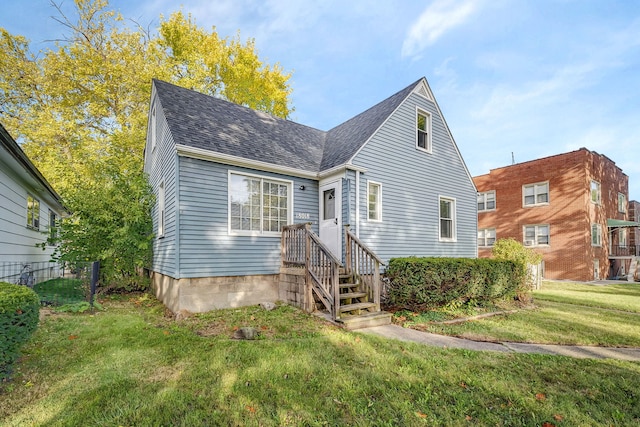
1,293,639,426
395,281,640,347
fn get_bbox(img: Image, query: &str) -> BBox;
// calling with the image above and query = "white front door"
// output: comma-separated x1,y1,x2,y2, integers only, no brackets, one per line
319,181,342,258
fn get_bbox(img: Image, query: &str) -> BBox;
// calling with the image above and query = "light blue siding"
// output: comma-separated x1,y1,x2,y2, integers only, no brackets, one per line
148,96,178,277
352,92,477,262
177,158,319,278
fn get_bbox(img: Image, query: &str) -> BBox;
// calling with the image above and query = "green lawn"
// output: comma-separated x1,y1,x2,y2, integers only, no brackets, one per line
396,281,640,347
1,294,639,426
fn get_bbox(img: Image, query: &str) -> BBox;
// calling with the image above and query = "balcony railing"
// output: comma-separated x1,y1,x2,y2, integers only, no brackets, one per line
609,245,640,257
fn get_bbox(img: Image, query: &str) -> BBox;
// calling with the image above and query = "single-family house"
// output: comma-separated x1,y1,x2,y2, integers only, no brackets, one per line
0,122,67,283
474,148,639,282
144,77,477,325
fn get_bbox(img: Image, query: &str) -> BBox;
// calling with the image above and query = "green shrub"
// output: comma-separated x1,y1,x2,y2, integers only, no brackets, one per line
0,282,40,382
384,257,524,311
492,238,543,301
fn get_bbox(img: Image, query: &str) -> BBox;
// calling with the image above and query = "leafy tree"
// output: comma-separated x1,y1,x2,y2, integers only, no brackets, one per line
0,0,293,289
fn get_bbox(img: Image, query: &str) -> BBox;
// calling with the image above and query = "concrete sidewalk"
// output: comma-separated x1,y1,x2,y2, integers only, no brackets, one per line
359,324,640,362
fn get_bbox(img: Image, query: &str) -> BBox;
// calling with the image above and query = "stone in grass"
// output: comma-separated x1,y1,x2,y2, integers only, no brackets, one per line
233,327,259,340
259,302,276,311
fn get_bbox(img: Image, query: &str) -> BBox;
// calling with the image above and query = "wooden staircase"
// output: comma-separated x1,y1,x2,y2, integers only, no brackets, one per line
281,223,391,330
336,269,392,330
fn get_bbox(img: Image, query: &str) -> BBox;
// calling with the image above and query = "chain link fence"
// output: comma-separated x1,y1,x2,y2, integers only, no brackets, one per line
0,261,97,308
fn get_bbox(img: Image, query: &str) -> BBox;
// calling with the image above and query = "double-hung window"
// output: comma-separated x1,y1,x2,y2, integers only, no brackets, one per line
477,191,496,211
524,224,549,246
620,228,627,248
439,196,456,241
367,181,382,221
48,210,58,243
27,195,40,230
523,182,549,207
618,192,627,213
591,224,602,246
416,109,431,152
478,228,496,247
590,180,601,204
229,172,291,235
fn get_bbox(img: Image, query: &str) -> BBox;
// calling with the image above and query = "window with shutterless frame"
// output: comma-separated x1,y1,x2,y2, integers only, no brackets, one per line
523,182,549,207
477,191,495,212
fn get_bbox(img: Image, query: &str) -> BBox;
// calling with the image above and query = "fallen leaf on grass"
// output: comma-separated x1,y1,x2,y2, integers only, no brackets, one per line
535,393,546,401
245,405,256,413
415,411,427,418
553,414,564,421
68,335,78,340
355,337,361,343
460,382,468,389
541,423,556,427
163,330,170,335
465,415,473,421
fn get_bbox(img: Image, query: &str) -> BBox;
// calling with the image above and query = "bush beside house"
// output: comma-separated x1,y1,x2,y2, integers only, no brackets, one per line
0,282,40,382
384,257,525,311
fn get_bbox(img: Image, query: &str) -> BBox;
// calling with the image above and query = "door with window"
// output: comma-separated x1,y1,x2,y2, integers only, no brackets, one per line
319,181,342,258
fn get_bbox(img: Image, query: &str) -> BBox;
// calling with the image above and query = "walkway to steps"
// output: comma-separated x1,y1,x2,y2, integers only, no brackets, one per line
359,324,640,362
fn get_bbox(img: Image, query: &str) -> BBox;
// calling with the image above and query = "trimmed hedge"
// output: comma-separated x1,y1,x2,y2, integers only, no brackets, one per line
1,281,40,382
385,257,526,310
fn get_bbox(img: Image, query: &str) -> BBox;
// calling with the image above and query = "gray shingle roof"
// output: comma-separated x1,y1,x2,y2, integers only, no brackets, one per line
153,78,422,173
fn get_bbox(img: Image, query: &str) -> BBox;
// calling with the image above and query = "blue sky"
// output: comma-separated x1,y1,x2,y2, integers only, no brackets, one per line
3,0,640,200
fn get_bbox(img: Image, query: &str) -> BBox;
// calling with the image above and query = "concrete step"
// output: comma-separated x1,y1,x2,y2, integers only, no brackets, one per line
337,311,392,331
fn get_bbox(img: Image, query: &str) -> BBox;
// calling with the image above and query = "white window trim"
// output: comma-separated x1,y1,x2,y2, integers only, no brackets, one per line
478,228,496,247
478,191,496,212
227,170,293,237
523,224,550,247
590,180,601,205
439,195,457,242
26,194,40,230
591,223,602,247
618,192,627,213
415,107,432,153
158,180,165,238
367,180,382,222
522,181,549,207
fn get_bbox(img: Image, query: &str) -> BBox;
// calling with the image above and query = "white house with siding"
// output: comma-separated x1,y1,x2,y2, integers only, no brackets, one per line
0,123,66,271
144,77,477,317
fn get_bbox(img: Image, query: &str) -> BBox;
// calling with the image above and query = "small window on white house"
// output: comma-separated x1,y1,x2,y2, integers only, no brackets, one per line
158,181,165,237
229,172,291,235
591,223,602,246
439,196,456,241
590,180,601,204
26,195,40,230
416,109,431,152
478,191,496,211
48,210,58,243
523,182,549,206
367,181,382,221
478,228,496,247
524,224,549,246
618,193,627,213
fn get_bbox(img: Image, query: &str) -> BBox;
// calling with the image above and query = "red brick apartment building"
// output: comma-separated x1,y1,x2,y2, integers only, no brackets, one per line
473,148,637,282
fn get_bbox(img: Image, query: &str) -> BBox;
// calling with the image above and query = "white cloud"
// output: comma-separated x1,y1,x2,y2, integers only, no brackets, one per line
401,0,478,58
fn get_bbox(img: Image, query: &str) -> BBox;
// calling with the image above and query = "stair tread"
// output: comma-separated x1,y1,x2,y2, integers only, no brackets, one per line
338,302,376,312
339,292,367,300
339,283,359,289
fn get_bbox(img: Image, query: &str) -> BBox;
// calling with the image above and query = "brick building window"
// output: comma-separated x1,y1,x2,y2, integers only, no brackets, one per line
477,191,495,212
478,228,496,247
523,182,549,206
618,193,627,213
591,223,602,246
590,180,601,204
523,224,549,246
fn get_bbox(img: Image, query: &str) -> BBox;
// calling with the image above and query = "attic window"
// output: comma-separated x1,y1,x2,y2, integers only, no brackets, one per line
413,84,433,101
416,109,432,153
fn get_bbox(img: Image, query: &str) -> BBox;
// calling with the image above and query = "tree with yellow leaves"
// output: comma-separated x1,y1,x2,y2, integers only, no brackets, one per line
0,0,293,289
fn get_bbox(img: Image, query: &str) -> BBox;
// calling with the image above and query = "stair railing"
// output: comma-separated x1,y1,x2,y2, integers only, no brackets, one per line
344,226,384,312
282,223,342,319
